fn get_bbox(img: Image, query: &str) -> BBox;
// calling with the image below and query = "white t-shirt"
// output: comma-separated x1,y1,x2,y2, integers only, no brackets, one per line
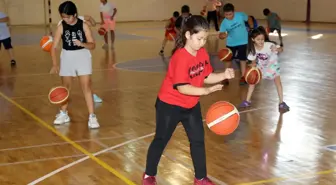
247,42,279,67
0,12,10,40
100,2,116,18
57,16,85,26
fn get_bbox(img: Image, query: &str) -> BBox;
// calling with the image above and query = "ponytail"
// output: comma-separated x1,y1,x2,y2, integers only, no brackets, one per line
171,31,185,55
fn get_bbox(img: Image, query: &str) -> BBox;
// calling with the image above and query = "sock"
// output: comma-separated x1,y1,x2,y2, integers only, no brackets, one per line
89,113,96,118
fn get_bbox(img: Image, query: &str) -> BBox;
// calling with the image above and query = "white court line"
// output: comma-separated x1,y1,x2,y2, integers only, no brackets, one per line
27,132,156,185
28,105,270,185
0,134,133,152
93,139,172,185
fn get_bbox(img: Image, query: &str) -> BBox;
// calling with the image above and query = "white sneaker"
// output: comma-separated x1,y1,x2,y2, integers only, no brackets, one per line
54,110,70,125
93,94,102,103
88,114,100,129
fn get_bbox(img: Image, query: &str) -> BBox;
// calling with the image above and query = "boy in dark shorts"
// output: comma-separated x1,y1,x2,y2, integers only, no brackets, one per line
0,11,16,66
219,3,253,85
263,8,283,46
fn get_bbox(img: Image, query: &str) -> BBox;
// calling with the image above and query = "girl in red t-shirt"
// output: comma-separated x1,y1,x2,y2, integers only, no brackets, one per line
142,15,235,185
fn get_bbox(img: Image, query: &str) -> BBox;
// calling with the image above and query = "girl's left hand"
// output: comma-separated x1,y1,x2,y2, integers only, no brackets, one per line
271,45,283,53
73,39,83,47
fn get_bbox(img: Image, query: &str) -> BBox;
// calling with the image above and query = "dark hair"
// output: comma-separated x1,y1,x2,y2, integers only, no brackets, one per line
58,1,78,16
247,26,276,55
263,8,270,16
181,5,190,13
172,15,209,54
223,3,234,12
173,11,180,18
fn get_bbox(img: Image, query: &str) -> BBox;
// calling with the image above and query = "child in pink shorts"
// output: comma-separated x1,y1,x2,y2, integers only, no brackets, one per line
100,0,117,49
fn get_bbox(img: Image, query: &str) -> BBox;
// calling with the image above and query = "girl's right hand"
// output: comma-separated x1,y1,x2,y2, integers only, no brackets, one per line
251,61,257,67
49,65,59,74
205,84,224,95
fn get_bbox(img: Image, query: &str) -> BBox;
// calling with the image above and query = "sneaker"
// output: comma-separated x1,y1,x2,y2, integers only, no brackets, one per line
240,76,247,85
239,100,251,108
93,94,102,103
279,102,290,112
194,177,216,185
142,173,157,185
54,110,70,125
10,60,16,66
88,114,100,129
102,44,108,50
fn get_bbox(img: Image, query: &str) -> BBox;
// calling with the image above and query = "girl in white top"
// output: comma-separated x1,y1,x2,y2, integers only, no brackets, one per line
239,26,289,112
99,0,117,49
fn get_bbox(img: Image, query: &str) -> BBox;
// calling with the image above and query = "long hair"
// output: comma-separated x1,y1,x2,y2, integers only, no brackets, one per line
247,26,276,55
58,1,78,16
172,15,209,54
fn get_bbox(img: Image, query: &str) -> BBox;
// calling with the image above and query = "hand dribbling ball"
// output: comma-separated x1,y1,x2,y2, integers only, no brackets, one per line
244,66,262,85
205,101,240,135
218,48,232,62
98,27,107,36
48,86,69,105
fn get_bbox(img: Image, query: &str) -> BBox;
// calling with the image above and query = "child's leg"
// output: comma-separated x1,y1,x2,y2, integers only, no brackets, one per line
78,75,94,114
53,76,72,125
277,29,283,46
239,84,255,108
3,37,16,65
274,75,283,103
60,76,73,112
181,103,206,179
145,99,181,176
237,44,248,85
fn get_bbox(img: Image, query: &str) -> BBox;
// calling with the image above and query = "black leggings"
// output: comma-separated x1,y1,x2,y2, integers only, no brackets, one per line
145,98,206,179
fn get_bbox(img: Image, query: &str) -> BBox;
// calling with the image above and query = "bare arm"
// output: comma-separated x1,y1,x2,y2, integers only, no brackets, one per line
100,12,104,24
51,25,63,67
0,17,9,23
247,16,254,29
84,15,96,27
177,85,209,96
219,32,227,39
204,73,225,84
204,68,235,84
81,23,95,50
111,8,117,19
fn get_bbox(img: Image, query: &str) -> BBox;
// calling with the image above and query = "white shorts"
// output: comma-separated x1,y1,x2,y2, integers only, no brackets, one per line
59,49,92,77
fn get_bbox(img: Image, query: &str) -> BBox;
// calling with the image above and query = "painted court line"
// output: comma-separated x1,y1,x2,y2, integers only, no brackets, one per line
28,132,156,185
93,139,172,185
28,106,270,184
0,91,136,185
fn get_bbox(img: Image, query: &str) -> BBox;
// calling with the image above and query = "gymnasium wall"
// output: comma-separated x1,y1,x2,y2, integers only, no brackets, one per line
0,0,335,25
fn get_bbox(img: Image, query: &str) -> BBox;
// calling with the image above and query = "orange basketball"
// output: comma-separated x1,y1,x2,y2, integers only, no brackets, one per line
98,27,107,36
40,36,53,52
205,101,240,135
167,32,176,41
244,66,262,85
218,48,233,62
48,86,69,105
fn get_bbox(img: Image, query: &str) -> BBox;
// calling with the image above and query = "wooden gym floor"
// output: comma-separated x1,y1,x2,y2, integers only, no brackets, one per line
1,20,336,185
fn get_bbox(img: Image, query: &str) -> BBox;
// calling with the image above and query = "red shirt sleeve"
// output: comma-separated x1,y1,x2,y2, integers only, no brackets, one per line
169,50,191,89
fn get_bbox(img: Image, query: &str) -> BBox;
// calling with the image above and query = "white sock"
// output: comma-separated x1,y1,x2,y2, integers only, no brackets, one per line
89,114,96,118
